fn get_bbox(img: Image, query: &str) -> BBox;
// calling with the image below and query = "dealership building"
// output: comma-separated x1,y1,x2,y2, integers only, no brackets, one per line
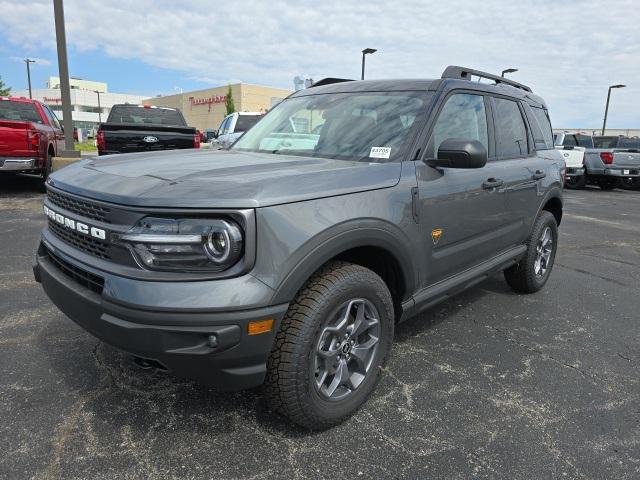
14,77,148,135
144,83,292,132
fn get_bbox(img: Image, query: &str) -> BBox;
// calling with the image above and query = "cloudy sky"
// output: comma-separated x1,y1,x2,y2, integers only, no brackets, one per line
1,0,638,128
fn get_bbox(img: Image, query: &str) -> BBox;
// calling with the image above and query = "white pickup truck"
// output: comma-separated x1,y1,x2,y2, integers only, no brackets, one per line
211,112,263,149
554,132,593,189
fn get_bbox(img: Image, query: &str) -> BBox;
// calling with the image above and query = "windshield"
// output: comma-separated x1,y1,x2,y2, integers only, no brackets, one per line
232,91,431,162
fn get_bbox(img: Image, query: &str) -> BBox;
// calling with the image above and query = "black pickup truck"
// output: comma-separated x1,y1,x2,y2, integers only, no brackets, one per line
96,104,199,156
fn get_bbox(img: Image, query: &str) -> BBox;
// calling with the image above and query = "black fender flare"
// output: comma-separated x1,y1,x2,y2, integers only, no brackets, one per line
270,222,417,305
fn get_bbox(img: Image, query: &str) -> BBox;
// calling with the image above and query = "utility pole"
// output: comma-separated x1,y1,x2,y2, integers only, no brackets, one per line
94,90,102,123
24,59,36,99
53,0,80,157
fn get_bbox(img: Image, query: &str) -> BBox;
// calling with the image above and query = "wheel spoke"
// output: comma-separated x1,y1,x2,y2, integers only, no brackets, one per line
325,359,350,397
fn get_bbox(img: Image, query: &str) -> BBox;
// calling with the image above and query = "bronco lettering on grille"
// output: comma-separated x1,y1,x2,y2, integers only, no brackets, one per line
44,205,106,240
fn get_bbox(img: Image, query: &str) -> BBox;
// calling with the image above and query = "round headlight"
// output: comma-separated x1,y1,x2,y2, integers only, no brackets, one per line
203,221,243,264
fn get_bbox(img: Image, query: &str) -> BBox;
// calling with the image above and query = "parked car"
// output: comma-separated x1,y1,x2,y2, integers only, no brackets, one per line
212,112,262,149
34,66,564,429
96,104,199,156
0,96,64,186
553,132,593,189
584,136,640,190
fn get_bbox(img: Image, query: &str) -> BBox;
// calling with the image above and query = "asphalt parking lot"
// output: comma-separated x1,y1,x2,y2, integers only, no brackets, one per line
1,174,639,480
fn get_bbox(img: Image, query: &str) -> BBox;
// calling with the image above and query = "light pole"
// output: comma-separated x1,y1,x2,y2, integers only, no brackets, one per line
501,68,517,77
24,59,36,98
602,84,626,135
93,90,102,123
361,48,377,80
53,0,80,157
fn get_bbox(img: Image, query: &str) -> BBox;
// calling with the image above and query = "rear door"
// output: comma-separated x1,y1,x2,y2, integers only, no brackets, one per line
497,98,548,244
41,104,65,155
415,91,511,286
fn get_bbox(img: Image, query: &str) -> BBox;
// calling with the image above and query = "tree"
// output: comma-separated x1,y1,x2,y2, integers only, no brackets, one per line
0,76,11,96
225,84,235,115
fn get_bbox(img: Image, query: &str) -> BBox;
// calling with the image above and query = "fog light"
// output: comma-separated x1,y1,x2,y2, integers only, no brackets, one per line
208,334,218,348
248,319,274,336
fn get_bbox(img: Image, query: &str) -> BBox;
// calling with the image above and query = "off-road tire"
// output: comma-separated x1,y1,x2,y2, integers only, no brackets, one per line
504,211,558,294
264,261,394,430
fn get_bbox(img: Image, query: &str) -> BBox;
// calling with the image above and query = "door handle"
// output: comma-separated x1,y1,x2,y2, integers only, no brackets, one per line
532,170,546,180
482,178,504,190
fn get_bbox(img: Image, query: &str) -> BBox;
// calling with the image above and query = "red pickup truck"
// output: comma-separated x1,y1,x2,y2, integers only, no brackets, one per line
0,97,64,186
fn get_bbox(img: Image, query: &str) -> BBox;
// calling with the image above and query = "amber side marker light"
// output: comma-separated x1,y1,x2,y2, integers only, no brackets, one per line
248,319,274,336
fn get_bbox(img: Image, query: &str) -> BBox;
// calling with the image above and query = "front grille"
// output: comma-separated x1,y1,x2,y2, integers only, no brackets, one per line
47,189,111,224
48,220,111,259
45,247,104,294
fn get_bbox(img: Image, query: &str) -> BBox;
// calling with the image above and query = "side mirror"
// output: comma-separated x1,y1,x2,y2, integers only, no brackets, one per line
427,138,487,169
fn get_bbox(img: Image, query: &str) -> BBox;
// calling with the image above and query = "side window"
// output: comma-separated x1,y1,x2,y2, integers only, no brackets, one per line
493,97,528,158
525,105,554,150
49,108,62,130
218,117,230,135
428,93,488,158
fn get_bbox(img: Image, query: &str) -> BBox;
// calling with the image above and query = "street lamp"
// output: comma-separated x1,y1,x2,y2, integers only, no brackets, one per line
24,59,36,98
602,84,626,135
361,48,377,80
501,68,517,77
93,90,102,123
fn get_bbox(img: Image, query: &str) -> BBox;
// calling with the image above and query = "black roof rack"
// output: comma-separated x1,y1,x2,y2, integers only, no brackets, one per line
309,78,355,88
441,66,532,92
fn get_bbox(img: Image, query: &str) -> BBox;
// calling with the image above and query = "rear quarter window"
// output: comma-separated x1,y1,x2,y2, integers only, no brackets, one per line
0,101,43,123
525,105,555,150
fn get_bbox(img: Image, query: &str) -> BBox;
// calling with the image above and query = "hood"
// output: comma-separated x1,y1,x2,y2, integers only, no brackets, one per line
48,149,401,208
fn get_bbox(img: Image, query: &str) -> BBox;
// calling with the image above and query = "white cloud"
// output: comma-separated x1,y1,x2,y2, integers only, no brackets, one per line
1,0,638,127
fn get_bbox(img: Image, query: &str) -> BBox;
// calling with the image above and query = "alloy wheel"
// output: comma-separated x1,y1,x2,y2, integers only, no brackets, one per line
313,299,380,401
534,226,553,277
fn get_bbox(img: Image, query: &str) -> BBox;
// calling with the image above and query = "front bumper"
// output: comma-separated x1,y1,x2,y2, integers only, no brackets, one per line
33,241,288,390
604,167,640,178
0,157,36,171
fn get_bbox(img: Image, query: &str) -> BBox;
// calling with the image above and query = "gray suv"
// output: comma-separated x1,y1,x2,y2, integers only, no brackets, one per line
34,66,564,429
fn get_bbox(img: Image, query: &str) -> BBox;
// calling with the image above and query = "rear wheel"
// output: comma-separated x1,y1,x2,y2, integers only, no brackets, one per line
565,174,586,189
597,177,620,191
504,211,558,294
264,261,394,429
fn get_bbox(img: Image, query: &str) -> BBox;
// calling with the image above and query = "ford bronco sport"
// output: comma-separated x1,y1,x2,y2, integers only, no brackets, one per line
34,66,564,429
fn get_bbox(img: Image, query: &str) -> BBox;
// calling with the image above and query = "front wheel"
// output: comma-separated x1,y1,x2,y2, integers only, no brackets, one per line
265,261,394,429
504,211,558,294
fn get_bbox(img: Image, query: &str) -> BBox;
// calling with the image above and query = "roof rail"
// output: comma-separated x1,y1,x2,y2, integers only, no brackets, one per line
441,66,532,92
309,78,355,88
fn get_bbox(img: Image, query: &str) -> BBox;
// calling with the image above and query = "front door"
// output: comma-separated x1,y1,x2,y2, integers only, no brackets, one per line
415,92,512,287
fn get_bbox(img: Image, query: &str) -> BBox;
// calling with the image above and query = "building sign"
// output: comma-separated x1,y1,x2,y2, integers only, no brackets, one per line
188,95,227,112
44,97,62,104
